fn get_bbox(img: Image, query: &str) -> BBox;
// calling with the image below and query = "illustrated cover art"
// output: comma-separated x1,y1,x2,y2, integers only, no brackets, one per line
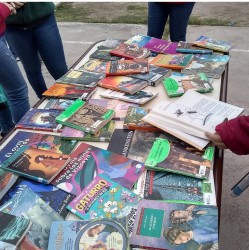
60,120,115,142
56,69,105,88
0,169,17,200
0,211,32,248
55,99,115,134
0,187,63,250
16,109,63,132
100,89,158,105
90,46,122,61
98,75,148,94
52,142,145,195
43,98,75,110
1,145,71,184
67,175,140,220
42,83,96,100
89,98,138,121
48,218,129,250
176,41,213,54
105,59,149,76
130,199,218,250
80,59,107,73
125,34,152,47
145,138,214,179
163,72,214,97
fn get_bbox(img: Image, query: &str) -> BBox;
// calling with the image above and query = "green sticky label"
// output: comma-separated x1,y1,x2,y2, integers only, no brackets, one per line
198,72,208,81
202,183,212,193
145,138,170,167
202,146,214,160
102,109,115,120
163,78,179,96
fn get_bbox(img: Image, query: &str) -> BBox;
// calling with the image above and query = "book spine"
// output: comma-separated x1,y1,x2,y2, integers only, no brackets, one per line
176,48,213,54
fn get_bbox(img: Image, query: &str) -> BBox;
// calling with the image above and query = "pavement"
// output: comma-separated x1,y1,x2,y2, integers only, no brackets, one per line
22,23,249,250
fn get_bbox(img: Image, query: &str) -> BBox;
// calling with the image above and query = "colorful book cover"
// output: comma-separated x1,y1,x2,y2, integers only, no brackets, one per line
48,218,129,250
150,54,194,70
145,138,214,179
100,89,158,105
89,98,138,121
56,99,115,134
51,142,145,195
98,75,148,94
16,109,63,132
0,145,71,184
0,177,74,219
0,211,32,249
163,72,214,97
105,59,149,76
42,83,96,100
56,69,105,88
0,169,17,200
176,41,213,54
125,34,152,47
67,175,140,220
42,98,75,110
90,46,122,61
60,120,115,142
79,59,107,73
0,187,63,250
130,199,218,250
192,35,233,53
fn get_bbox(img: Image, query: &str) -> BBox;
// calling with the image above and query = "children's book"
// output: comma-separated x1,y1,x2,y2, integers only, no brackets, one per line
181,54,230,79
67,175,140,220
130,199,218,250
48,218,129,250
56,69,105,88
89,98,138,121
0,177,74,219
55,99,115,135
123,106,160,131
0,211,32,249
0,186,63,250
60,120,115,142
176,41,213,54
90,46,122,61
143,169,217,205
163,72,214,97
98,75,148,94
41,98,75,110
192,35,233,53
129,64,172,87
100,89,158,105
110,42,151,59
150,54,194,70
42,83,96,100
15,109,63,132
0,145,71,184
105,59,149,76
79,59,108,73
0,169,18,200
51,142,145,195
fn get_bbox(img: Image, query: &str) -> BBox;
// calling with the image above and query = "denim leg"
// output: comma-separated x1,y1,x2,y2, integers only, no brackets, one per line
147,2,170,39
169,3,195,42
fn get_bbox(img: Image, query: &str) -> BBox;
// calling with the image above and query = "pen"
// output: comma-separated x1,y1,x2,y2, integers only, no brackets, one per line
231,171,249,197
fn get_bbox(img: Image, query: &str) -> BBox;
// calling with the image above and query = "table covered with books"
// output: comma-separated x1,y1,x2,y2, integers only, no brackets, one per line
0,35,235,250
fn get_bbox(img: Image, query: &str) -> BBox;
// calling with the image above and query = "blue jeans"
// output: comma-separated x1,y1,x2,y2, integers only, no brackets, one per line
147,2,195,41
0,36,30,134
6,13,68,99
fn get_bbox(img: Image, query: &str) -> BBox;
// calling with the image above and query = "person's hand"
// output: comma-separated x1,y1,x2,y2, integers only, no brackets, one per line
205,132,227,149
2,2,16,14
12,2,25,9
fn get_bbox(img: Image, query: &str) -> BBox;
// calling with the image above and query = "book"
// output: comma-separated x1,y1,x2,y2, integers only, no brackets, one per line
100,89,158,105
181,54,230,79
123,106,160,131
124,34,152,47
105,59,149,76
0,145,71,184
176,41,213,54
79,59,107,73
130,199,218,250
56,69,105,88
55,99,115,135
60,120,115,142
110,42,151,59
90,46,122,61
15,109,63,132
89,98,138,121
0,177,74,219
51,142,145,195
192,35,233,53
129,65,172,87
0,211,32,249
150,54,194,70
42,83,96,100
67,175,140,220
163,72,214,97
0,186,63,250
48,218,129,250
0,169,17,200
41,98,75,110
143,169,217,205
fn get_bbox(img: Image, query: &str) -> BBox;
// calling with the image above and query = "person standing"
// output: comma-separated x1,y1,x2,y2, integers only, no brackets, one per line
5,2,68,99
